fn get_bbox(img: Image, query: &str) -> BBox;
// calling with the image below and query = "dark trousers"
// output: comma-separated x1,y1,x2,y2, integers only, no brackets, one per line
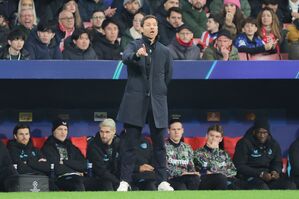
56,175,85,191
169,175,200,190
120,110,167,184
199,173,228,190
240,176,297,190
132,180,157,191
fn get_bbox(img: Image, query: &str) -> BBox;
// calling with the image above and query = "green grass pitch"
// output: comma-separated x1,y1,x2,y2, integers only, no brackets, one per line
0,191,298,199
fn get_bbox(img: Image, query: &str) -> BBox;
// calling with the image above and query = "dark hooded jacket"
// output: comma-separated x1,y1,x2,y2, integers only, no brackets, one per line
86,132,120,184
24,29,62,60
167,37,201,60
0,141,17,191
42,135,87,177
233,127,282,179
7,139,50,175
63,37,97,60
93,36,122,60
288,138,299,178
0,46,30,60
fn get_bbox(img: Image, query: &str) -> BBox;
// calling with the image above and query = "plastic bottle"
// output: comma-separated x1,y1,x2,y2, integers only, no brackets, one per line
87,162,93,177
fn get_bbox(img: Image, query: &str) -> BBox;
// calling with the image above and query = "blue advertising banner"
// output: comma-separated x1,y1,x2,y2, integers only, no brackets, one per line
0,60,299,79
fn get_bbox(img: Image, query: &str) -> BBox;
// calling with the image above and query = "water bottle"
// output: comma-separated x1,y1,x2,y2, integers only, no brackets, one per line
50,163,55,179
87,162,93,177
201,161,208,175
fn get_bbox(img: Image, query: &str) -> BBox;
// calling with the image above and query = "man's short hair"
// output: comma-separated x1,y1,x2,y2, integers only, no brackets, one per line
101,18,119,30
13,123,30,136
100,118,116,131
167,7,182,18
207,124,224,136
71,28,90,41
141,15,158,27
241,17,258,28
8,29,25,41
37,21,55,33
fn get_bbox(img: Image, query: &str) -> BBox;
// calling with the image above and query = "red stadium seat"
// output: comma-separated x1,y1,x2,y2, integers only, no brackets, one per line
249,53,281,60
71,136,87,158
183,137,206,150
223,136,242,158
31,137,47,149
238,52,249,60
0,138,9,145
282,158,288,174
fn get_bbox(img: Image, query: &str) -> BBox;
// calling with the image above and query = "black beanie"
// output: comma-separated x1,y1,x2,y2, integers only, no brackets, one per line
52,119,68,132
253,118,270,132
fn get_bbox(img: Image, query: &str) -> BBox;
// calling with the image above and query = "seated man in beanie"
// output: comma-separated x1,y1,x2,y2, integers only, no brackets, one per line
24,21,62,60
165,118,200,190
42,119,88,191
87,118,121,191
167,24,201,60
202,29,239,60
7,123,50,176
233,118,296,190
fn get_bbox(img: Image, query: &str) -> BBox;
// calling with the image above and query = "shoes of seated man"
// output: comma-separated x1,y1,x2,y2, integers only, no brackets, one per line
117,181,131,192
158,181,174,191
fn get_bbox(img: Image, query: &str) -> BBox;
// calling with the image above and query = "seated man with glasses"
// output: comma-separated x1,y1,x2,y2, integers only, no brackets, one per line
202,29,239,60
56,9,75,51
167,24,201,60
233,118,296,190
88,10,106,40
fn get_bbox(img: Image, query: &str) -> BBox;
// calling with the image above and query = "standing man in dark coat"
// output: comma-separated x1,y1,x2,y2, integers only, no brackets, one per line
116,15,173,192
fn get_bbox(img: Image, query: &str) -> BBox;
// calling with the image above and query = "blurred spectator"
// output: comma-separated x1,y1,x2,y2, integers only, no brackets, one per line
62,0,82,29
202,29,239,60
221,0,245,39
93,18,122,59
257,7,281,54
181,0,207,38
199,14,222,49
209,0,251,17
112,0,150,15
234,17,276,55
120,11,144,50
113,0,142,35
155,0,180,25
159,7,184,45
168,24,201,60
250,0,285,23
79,0,116,22
88,10,106,41
0,0,18,28
56,10,76,51
0,29,29,60
24,21,62,59
287,19,299,59
0,12,9,49
63,28,97,60
14,8,36,40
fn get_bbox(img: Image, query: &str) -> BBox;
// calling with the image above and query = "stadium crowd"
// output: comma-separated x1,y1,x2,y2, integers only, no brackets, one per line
0,0,299,60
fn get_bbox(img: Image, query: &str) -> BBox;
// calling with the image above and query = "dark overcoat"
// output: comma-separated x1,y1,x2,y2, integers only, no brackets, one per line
117,37,172,128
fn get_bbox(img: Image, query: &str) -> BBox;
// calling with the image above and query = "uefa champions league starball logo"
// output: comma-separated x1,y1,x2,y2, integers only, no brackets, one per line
30,181,40,192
